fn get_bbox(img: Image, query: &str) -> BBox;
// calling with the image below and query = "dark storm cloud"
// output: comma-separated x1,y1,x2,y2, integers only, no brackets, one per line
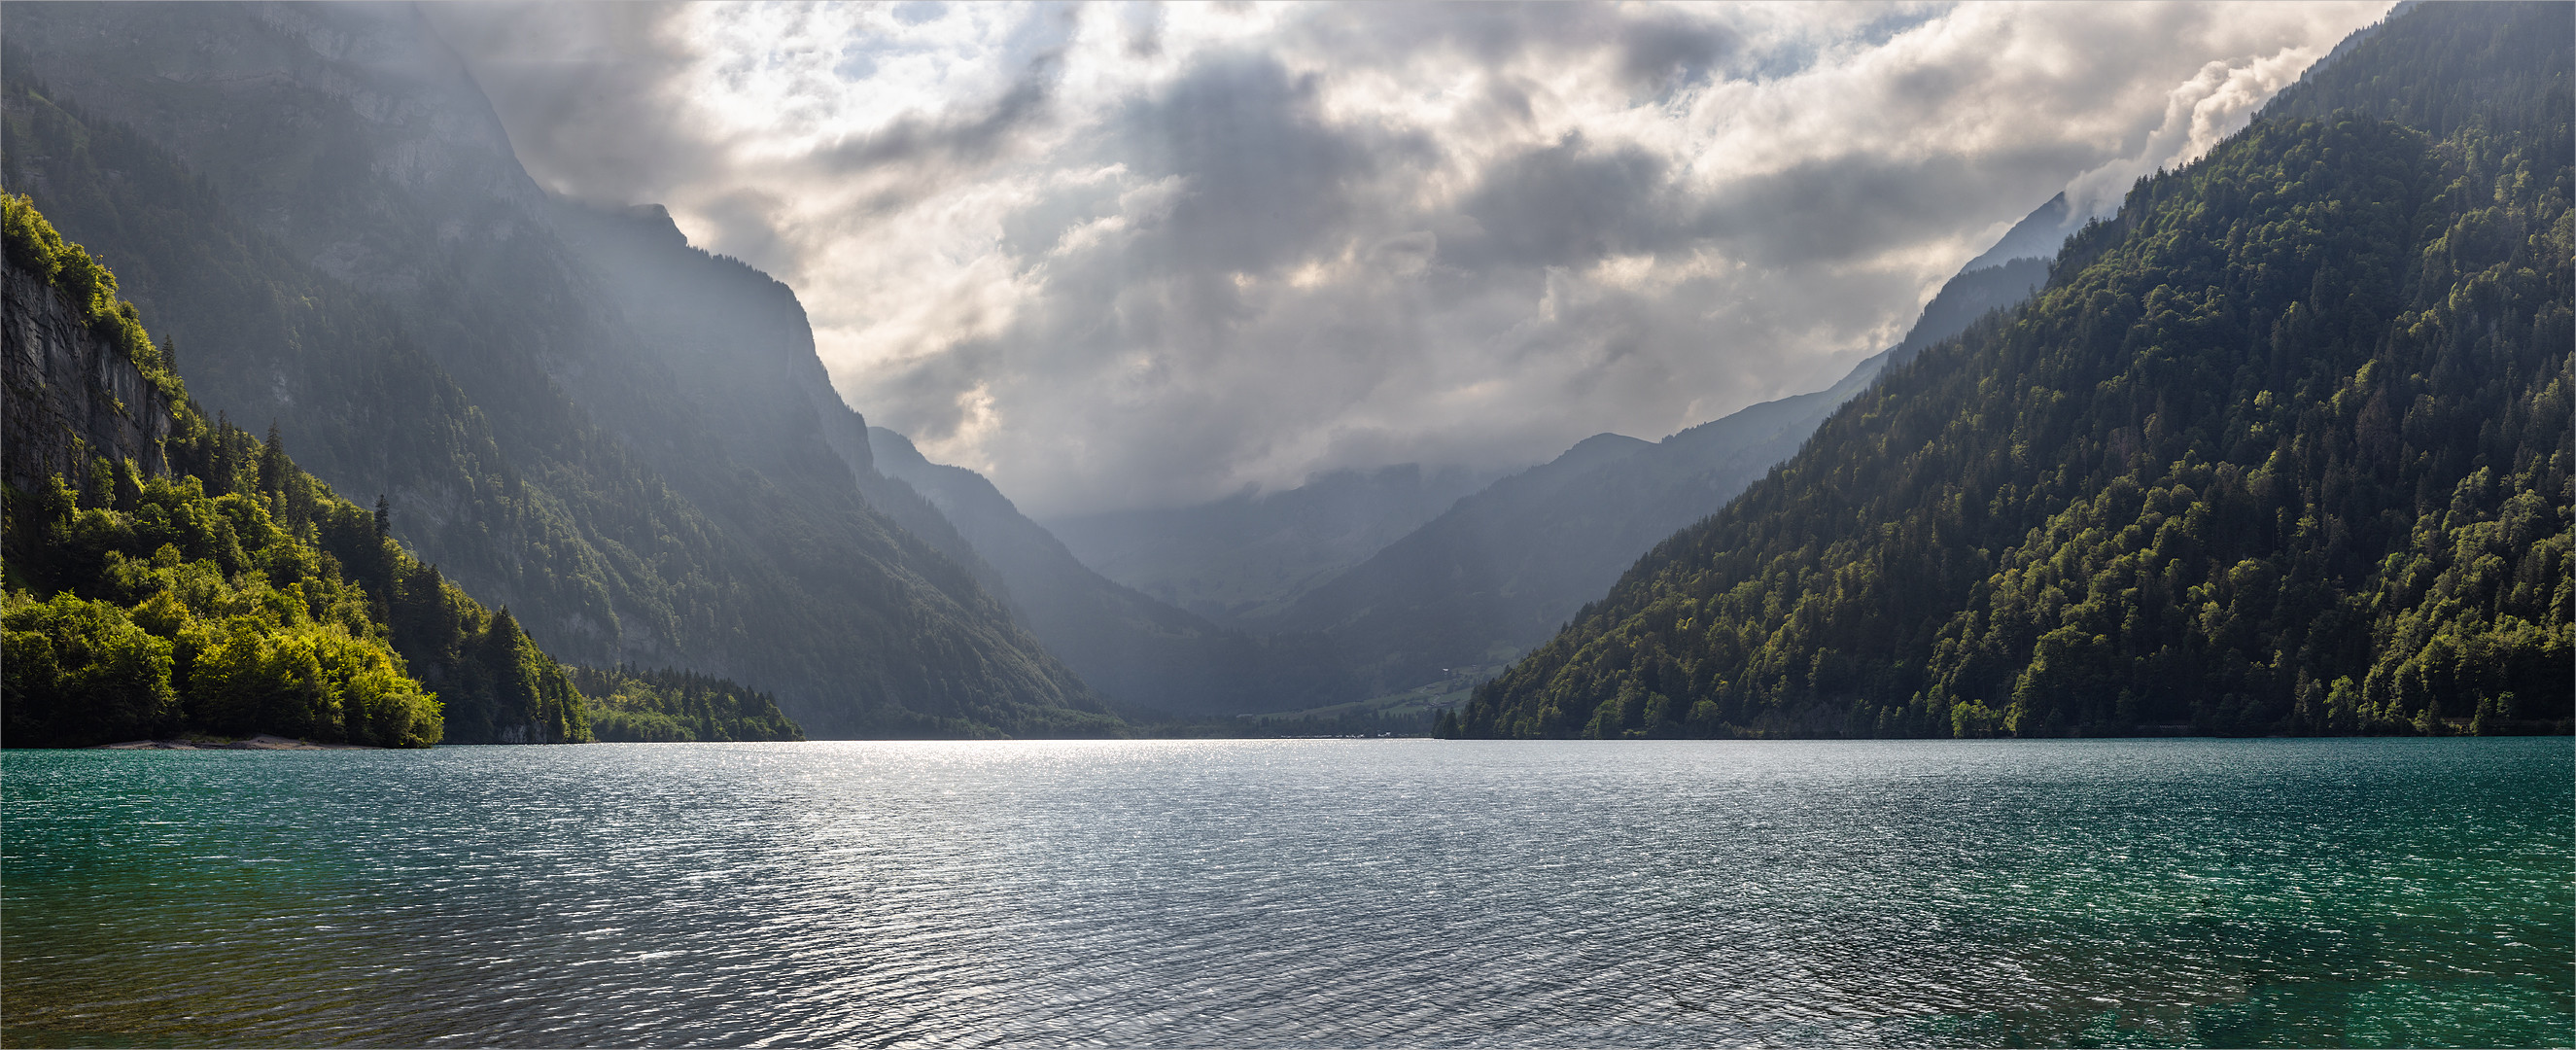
1111,54,1413,275
435,1,2392,516
795,5,1083,190
1696,144,2104,267
421,2,704,203
1449,136,1685,269
1283,1,1738,86
811,64,1057,176
1616,10,1738,94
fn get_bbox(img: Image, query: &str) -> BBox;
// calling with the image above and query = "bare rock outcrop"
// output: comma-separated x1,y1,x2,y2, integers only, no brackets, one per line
3,265,176,494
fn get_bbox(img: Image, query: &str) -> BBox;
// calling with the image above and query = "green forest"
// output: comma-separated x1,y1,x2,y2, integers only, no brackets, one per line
1449,3,2572,740
3,192,584,747
569,664,804,743
0,43,1115,740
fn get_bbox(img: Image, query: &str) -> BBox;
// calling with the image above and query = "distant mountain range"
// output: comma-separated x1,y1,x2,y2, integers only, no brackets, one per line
859,178,2064,710
871,221,2054,709
1046,465,1499,628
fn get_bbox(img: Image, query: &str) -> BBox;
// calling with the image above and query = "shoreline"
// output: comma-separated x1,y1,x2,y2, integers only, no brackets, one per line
92,734,381,752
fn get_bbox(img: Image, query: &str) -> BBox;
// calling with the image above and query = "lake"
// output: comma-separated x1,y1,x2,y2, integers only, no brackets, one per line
3,738,2567,1047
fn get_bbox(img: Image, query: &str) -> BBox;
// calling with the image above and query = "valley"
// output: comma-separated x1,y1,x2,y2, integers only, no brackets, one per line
2,4,2566,1047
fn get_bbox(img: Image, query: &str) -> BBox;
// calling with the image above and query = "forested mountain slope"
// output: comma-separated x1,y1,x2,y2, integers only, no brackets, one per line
4,194,580,747
1455,1,2572,739
0,4,1112,738
1276,254,2050,697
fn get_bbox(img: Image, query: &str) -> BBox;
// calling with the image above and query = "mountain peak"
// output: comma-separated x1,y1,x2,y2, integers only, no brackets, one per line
1962,192,2082,271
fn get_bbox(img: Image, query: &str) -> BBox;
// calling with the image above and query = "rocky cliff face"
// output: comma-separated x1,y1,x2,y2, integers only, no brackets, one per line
6,5,1115,737
2,266,175,494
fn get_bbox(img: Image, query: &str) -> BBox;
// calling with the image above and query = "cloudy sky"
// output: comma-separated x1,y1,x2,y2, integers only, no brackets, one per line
430,1,2391,518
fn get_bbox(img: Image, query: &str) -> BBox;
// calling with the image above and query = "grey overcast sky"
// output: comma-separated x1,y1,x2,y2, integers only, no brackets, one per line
429,1,2390,517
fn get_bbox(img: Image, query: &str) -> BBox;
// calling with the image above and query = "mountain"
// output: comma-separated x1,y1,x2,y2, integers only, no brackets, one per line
867,427,1358,716
535,198,1026,615
537,200,880,501
4,192,576,747
1453,1,2572,739
546,184,1368,718
1,3,1113,738
1272,254,2050,696
1045,465,1499,627
534,199,1073,665
1962,192,2084,271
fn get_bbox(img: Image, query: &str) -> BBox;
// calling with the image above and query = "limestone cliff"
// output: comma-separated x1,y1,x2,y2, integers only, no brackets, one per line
5,6,1114,738
4,192,589,747
2,265,177,494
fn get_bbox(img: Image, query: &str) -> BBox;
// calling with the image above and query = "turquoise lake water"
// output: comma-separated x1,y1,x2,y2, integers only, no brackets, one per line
2,738,2568,1047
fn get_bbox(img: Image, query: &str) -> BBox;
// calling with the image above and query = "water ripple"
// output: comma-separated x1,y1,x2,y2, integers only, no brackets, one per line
3,738,2568,1047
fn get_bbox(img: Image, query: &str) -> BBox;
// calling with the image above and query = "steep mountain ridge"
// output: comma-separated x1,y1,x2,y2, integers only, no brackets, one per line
1962,192,2082,271
4,193,578,747
2,3,1110,737
535,198,1024,615
539,200,876,487
1456,1,2572,739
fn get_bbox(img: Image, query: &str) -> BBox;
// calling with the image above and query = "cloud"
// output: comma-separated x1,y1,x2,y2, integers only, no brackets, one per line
421,2,703,203
434,0,2392,517
2062,41,2336,217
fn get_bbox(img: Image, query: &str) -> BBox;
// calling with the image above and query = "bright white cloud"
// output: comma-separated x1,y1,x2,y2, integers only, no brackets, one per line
434,0,2392,517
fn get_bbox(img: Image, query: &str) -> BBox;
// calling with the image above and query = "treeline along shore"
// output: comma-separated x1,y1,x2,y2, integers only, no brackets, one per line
2,195,795,747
